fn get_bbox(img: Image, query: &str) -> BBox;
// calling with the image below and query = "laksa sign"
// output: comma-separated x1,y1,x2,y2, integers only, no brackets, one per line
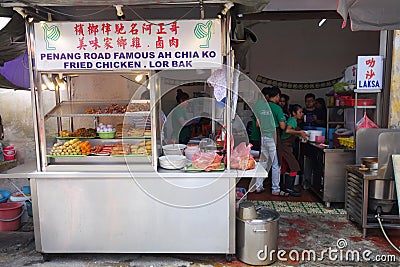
33,20,222,71
357,55,383,90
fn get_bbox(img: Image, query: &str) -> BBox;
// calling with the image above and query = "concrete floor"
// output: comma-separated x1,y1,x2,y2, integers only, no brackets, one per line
0,211,399,267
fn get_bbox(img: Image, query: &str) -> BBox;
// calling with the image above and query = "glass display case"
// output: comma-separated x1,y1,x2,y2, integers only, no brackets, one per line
38,73,157,172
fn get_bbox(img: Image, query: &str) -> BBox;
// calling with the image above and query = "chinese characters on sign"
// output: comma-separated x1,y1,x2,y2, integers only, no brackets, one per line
74,22,180,51
357,55,383,90
34,20,222,71
344,63,357,85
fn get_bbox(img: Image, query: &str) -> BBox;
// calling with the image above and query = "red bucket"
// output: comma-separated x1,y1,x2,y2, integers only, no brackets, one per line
0,202,23,231
3,146,15,161
3,146,14,153
3,151,15,161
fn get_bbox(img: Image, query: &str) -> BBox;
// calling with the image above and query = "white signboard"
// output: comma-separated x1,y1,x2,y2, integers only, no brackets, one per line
344,63,357,85
357,55,383,90
33,20,222,71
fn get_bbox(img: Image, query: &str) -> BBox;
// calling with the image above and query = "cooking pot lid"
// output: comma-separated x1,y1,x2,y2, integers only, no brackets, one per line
256,208,280,222
237,207,280,223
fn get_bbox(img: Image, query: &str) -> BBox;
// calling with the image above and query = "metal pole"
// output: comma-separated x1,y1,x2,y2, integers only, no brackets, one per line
25,21,42,171
225,12,232,170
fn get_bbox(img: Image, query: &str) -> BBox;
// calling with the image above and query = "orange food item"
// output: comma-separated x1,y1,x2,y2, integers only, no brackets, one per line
79,141,92,155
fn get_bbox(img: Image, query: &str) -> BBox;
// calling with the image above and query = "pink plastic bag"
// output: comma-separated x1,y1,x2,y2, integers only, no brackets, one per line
228,142,256,170
355,112,378,131
192,151,222,171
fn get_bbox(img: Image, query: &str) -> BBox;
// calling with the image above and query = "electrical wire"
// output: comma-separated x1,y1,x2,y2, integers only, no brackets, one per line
376,214,400,253
29,4,197,24
32,5,114,18
126,5,196,26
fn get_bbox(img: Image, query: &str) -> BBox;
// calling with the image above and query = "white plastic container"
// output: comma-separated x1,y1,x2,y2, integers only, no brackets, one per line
307,130,323,142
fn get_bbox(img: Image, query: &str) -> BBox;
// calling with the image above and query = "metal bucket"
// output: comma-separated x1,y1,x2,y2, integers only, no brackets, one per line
368,180,397,212
236,207,280,265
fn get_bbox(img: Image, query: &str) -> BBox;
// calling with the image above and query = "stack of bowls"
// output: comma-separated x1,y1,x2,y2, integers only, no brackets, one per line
159,155,187,169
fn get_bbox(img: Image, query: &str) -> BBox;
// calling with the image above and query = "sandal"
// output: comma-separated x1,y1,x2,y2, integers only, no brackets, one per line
255,188,265,194
272,191,289,197
285,188,301,197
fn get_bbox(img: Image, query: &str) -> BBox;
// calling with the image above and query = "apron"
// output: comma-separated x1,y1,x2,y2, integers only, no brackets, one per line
280,135,300,172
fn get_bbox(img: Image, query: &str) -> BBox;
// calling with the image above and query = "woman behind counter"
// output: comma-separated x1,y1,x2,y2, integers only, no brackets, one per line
171,89,191,144
280,104,308,197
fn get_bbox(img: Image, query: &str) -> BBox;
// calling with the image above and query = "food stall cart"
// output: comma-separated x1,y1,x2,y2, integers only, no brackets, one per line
1,6,268,258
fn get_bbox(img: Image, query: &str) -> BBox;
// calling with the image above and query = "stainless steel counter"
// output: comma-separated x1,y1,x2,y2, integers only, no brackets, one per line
30,173,237,253
345,165,400,237
301,142,355,207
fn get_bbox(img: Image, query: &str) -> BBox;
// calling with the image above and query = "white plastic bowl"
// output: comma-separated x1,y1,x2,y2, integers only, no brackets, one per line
159,155,187,169
162,144,186,155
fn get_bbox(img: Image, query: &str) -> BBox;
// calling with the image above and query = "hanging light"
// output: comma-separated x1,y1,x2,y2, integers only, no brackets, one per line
135,74,144,82
318,18,327,27
114,5,125,20
41,74,55,91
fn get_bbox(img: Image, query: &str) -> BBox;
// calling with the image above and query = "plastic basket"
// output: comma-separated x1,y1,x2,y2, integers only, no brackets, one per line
0,190,11,203
97,131,116,139
333,133,352,148
337,137,354,149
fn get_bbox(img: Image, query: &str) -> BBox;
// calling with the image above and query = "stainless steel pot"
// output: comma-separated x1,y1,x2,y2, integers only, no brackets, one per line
236,208,280,266
369,180,397,200
368,180,397,213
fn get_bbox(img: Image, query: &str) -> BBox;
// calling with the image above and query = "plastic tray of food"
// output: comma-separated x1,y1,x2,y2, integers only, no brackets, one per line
111,154,150,157
343,98,374,106
184,163,225,172
47,154,87,158
57,136,96,139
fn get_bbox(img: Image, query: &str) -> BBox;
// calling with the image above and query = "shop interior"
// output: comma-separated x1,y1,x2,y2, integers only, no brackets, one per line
226,10,381,202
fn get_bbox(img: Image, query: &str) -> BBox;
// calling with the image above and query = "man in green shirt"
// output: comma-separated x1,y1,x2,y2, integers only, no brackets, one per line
249,114,261,151
249,86,288,196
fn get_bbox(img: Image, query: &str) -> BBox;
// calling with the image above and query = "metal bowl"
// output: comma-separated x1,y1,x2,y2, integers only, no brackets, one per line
361,157,378,170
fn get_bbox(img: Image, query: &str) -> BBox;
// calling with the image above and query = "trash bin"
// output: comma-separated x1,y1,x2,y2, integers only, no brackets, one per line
236,203,280,265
